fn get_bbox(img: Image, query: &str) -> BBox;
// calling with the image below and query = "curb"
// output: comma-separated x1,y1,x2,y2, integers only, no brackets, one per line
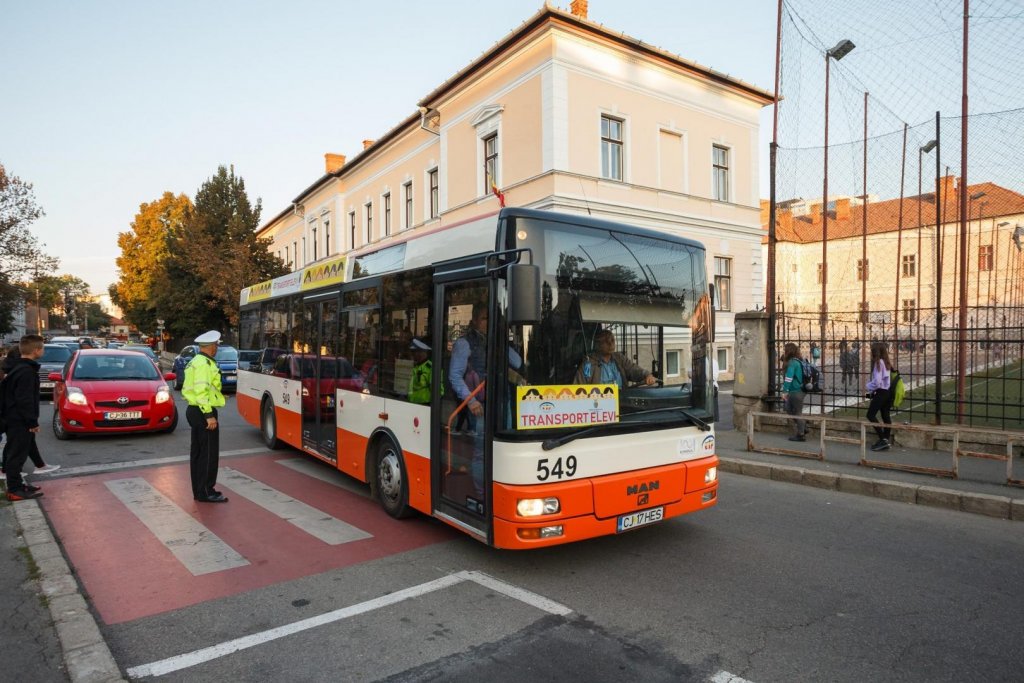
12,500,126,683
719,457,1024,522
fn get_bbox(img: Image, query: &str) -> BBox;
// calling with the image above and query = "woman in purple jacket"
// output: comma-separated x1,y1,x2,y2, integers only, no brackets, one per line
865,342,894,451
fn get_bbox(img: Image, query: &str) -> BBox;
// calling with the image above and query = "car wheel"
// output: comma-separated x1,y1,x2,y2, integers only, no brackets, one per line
374,438,413,519
261,398,284,449
52,409,74,441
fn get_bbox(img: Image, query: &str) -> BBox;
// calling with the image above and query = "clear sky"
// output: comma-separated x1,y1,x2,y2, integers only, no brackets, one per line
0,0,776,295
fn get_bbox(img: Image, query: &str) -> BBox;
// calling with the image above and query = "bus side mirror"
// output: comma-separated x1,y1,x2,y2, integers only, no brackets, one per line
507,263,541,324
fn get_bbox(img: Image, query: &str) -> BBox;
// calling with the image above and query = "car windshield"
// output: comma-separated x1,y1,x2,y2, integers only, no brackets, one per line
74,354,160,381
215,347,239,362
41,346,73,363
238,350,260,362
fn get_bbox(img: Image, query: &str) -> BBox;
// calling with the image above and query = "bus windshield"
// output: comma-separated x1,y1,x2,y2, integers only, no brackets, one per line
501,217,713,437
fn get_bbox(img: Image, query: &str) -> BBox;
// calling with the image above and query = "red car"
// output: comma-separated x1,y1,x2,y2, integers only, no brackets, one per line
50,349,179,439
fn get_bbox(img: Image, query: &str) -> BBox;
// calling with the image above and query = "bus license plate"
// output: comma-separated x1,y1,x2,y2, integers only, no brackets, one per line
104,411,142,420
616,507,664,533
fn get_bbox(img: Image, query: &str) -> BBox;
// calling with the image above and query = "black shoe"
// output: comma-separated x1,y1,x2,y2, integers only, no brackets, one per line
788,435,806,442
196,492,228,503
7,488,43,501
870,439,890,452
24,484,42,493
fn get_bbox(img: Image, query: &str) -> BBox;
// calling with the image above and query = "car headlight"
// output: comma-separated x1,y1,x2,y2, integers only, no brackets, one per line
156,386,171,404
516,497,560,517
67,386,88,406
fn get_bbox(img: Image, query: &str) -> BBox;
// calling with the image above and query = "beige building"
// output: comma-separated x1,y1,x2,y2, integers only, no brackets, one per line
257,2,773,380
767,177,1024,335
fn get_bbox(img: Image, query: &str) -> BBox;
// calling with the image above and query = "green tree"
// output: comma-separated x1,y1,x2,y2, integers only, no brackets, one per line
0,162,58,334
113,192,193,332
159,165,286,339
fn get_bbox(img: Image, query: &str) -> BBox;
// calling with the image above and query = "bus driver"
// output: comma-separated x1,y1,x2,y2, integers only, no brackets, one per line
574,329,657,389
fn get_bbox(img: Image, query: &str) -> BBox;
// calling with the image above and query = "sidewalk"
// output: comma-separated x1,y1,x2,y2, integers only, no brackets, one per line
715,427,1024,521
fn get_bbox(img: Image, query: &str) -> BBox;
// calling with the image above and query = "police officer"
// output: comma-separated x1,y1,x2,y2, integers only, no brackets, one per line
182,330,228,503
407,338,432,404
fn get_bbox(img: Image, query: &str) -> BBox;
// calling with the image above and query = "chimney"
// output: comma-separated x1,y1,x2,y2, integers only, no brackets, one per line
324,153,346,174
362,139,376,150
779,210,793,234
810,202,823,226
835,198,851,221
570,0,588,19
940,175,956,202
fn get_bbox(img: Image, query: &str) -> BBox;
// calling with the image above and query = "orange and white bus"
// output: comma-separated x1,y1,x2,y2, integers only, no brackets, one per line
237,207,718,549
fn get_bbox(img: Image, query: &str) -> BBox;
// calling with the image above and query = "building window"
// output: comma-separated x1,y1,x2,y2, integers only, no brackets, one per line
717,348,729,374
902,254,916,277
857,259,869,281
600,115,623,181
323,218,331,256
713,145,730,202
902,298,917,323
859,301,869,323
816,263,824,285
302,237,306,266
365,202,373,243
403,182,413,230
978,244,993,271
428,169,439,219
293,241,298,268
383,193,391,237
285,245,290,268
483,133,498,195
665,350,680,377
713,257,732,311
349,212,356,248
311,223,318,262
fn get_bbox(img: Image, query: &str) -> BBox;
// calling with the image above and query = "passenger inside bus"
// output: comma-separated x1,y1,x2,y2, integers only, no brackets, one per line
573,329,657,388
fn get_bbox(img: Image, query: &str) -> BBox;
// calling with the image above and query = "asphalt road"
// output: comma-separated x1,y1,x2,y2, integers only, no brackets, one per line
29,394,1024,682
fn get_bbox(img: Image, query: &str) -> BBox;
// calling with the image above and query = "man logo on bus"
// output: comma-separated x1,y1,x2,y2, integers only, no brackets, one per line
626,480,659,495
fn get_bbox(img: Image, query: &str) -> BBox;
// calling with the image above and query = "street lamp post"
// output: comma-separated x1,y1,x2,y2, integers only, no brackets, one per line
821,38,855,391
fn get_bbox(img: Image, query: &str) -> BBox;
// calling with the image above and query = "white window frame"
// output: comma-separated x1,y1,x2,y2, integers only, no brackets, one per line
665,350,680,377
599,112,627,182
472,104,504,199
382,191,391,237
426,167,439,220
712,143,731,202
713,256,732,312
402,181,413,231
365,201,373,244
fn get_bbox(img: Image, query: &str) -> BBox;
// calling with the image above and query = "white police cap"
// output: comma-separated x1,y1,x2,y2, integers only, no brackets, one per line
409,338,431,352
194,330,222,345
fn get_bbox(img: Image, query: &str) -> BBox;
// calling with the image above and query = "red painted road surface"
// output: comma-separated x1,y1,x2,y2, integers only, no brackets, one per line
40,453,457,624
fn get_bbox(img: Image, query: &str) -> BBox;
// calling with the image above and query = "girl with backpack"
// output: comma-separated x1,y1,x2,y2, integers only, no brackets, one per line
780,343,807,442
866,342,894,451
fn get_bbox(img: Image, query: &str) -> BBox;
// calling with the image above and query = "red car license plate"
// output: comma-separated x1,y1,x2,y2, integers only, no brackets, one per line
104,411,143,420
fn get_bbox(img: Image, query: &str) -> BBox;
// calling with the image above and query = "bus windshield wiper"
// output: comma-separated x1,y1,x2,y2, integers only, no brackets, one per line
623,406,712,431
541,421,637,451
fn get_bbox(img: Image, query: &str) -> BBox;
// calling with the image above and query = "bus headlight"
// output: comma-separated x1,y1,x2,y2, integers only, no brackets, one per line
705,466,718,484
516,497,560,517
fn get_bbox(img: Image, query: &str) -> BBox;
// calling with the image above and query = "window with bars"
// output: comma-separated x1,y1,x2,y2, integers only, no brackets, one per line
978,244,994,271
428,169,439,219
857,259,869,281
902,254,916,277
712,145,730,201
403,182,413,230
902,298,917,323
713,257,732,311
483,133,498,195
600,115,623,181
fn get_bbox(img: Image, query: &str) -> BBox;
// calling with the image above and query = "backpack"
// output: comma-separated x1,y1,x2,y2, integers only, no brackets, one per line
891,369,906,408
799,358,822,393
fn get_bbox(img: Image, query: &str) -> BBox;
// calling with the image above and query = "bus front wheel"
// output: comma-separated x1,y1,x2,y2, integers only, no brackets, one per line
375,439,412,519
261,399,284,450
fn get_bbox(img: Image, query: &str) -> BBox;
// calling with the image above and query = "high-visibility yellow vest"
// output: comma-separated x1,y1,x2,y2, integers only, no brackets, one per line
182,353,225,414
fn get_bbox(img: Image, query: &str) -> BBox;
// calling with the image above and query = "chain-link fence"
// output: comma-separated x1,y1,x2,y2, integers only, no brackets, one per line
768,1,1024,430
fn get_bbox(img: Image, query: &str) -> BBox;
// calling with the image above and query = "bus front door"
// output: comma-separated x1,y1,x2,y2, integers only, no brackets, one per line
434,279,491,537
300,298,339,462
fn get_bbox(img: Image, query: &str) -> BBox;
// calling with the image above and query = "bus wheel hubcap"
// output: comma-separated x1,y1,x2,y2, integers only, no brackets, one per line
379,451,401,503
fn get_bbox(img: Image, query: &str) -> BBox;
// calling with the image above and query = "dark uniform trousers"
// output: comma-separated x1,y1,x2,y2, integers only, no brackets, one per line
186,405,220,499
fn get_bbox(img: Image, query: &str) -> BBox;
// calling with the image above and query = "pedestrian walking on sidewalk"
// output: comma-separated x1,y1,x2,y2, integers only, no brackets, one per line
865,342,894,451
2,335,46,500
1,345,60,482
781,343,806,442
182,330,228,503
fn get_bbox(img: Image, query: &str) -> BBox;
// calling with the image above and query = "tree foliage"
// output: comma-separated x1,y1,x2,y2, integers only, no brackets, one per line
113,192,192,332
0,162,58,335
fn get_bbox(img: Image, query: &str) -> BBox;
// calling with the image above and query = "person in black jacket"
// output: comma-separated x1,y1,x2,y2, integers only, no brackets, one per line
1,345,59,481
3,335,45,500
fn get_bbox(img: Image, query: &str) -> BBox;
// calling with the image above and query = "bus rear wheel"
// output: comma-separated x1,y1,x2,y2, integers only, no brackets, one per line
375,439,413,519
261,399,284,449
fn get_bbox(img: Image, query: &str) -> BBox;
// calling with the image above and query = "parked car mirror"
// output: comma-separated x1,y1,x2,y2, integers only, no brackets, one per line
48,372,63,382
164,372,177,381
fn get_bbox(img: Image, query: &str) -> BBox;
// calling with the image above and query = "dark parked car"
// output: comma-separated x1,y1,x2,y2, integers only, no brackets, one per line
38,343,75,397
121,344,159,364
172,345,239,392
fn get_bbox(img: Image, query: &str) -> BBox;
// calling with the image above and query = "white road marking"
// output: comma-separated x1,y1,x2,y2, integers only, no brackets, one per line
275,458,371,497
711,672,757,683
46,448,268,478
126,571,572,679
105,478,248,576
217,468,372,545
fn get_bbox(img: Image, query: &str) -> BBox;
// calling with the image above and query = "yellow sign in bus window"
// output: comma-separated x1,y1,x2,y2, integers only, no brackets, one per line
516,384,619,430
